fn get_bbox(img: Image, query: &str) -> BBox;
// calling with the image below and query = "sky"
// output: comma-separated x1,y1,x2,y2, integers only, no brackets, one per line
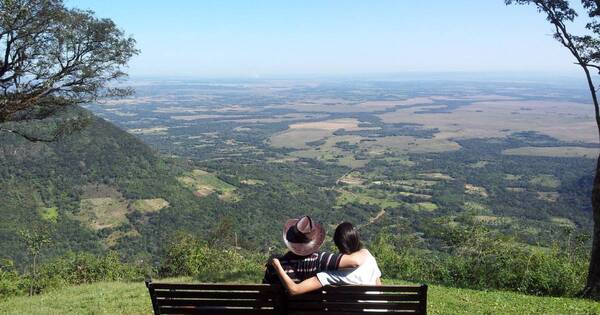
67,0,591,78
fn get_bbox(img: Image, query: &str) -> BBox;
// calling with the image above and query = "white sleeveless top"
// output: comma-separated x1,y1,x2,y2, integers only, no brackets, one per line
316,250,381,286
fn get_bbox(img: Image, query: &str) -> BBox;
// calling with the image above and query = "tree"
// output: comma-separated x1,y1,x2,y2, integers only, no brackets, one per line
505,0,600,299
0,0,138,141
18,227,52,296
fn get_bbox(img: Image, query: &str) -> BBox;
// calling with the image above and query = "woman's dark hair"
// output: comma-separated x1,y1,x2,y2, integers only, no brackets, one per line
333,222,363,254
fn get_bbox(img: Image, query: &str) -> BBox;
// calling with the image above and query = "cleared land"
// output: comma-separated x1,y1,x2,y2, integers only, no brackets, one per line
465,184,489,198
38,207,58,223
269,118,375,149
270,118,459,167
502,147,599,159
335,189,401,209
128,127,168,135
463,201,490,214
529,175,560,189
130,198,170,213
363,136,460,155
378,100,597,143
334,171,451,220
177,169,237,200
275,98,402,113
78,197,129,230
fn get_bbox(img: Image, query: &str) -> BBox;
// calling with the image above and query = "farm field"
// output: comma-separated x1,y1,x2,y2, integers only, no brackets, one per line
502,146,599,159
177,169,238,200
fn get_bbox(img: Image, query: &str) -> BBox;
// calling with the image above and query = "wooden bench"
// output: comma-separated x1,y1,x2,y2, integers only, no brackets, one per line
145,279,428,314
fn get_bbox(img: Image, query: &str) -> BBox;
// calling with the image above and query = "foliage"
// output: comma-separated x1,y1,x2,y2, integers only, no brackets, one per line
0,252,147,299
159,233,265,283
0,261,21,299
506,0,600,299
0,0,138,141
372,222,589,297
0,222,591,301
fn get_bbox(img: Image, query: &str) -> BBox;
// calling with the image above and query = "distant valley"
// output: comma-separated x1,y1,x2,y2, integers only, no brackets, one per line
1,78,597,264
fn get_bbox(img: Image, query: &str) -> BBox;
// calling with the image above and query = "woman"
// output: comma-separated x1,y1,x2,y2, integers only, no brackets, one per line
272,222,381,296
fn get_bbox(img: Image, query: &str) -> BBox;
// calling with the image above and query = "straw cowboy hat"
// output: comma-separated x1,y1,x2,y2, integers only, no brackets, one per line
282,215,326,256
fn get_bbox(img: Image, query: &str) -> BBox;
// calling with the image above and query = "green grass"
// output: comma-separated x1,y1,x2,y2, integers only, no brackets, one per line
0,281,151,315
529,175,560,189
382,156,415,166
463,201,490,215
39,207,58,223
177,169,237,198
1,280,598,315
408,202,439,212
335,189,401,209
130,198,170,213
77,197,129,230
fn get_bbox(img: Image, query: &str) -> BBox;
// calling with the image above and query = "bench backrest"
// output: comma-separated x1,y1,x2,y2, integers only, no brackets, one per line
146,280,427,315
286,284,427,314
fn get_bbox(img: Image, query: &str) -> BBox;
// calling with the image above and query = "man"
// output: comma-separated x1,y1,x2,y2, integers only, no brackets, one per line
263,215,359,284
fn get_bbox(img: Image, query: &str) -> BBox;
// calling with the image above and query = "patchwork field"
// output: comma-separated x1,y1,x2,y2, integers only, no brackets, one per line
270,117,460,168
333,168,454,219
269,118,371,148
74,185,171,248
84,79,598,253
335,188,402,209
177,169,237,201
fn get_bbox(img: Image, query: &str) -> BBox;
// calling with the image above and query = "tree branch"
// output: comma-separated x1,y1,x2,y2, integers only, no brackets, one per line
0,126,59,142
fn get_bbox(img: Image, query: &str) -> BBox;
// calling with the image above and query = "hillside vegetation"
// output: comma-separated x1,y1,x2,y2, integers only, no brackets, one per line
0,107,211,266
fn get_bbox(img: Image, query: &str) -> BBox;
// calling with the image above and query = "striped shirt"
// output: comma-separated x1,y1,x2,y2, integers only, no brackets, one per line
263,251,344,284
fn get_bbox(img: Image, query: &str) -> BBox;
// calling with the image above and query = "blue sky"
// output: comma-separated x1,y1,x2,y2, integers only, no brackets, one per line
68,0,589,78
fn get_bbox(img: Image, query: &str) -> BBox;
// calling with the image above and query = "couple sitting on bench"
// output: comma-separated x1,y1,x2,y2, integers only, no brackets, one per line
263,215,381,295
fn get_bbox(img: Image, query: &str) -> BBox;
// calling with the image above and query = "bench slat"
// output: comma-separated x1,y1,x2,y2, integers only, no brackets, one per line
152,283,277,292
320,285,425,293
158,306,278,314
288,293,423,301
154,290,267,299
288,301,422,310
157,298,276,308
289,311,419,315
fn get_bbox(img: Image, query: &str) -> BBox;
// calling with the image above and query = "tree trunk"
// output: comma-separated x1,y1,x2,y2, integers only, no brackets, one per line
29,254,37,296
583,154,600,299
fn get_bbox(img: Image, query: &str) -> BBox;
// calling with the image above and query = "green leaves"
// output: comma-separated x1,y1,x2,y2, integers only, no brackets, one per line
0,0,138,141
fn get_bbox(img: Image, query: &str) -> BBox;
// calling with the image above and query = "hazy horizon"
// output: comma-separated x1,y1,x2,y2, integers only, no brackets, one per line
68,1,591,78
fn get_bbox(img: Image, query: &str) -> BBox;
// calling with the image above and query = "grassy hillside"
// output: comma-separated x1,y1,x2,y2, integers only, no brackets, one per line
0,279,598,315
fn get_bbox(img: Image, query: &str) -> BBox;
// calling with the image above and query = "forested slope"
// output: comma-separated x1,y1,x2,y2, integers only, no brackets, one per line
0,107,204,265
0,107,347,267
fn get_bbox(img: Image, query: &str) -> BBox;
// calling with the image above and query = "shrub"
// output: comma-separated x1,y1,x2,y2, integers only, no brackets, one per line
0,260,23,299
371,225,588,297
7,252,148,297
160,233,265,282
36,251,147,289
